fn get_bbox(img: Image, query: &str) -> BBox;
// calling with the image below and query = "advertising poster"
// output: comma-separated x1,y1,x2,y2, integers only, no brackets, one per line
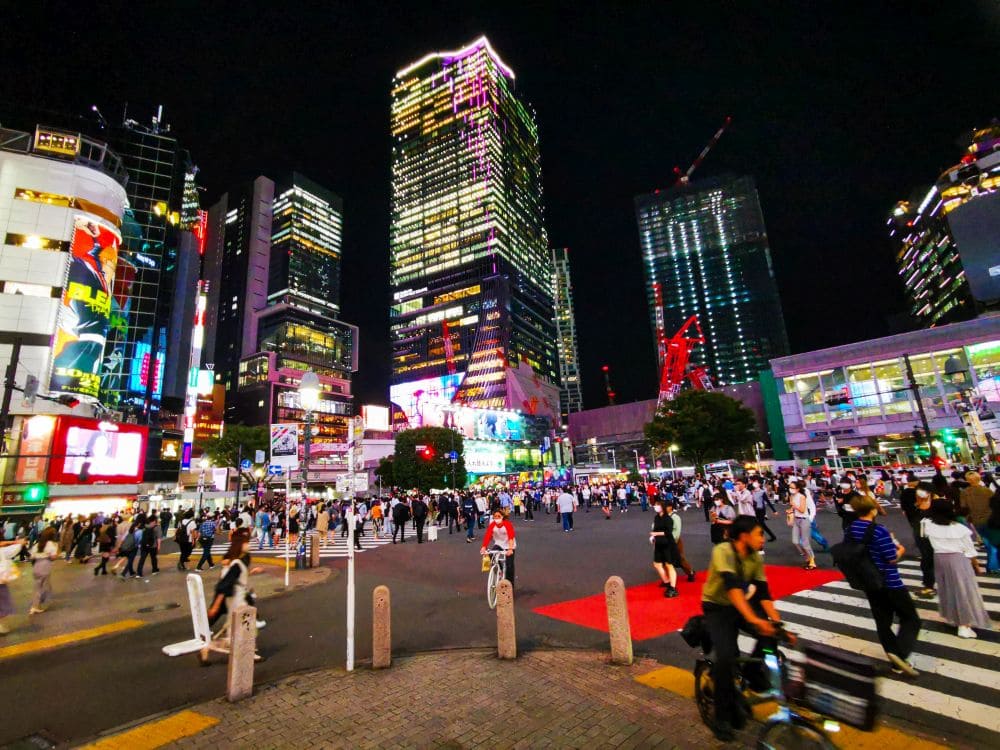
14,415,56,483
49,217,120,400
48,416,148,485
270,423,300,468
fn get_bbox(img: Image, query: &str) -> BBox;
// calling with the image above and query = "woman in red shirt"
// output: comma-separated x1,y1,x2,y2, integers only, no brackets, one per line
480,509,517,587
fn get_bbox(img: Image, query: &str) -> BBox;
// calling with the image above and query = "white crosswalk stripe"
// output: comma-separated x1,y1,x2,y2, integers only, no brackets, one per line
198,533,394,560
756,554,1000,738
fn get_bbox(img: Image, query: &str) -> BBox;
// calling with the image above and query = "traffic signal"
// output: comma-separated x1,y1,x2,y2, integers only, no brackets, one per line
24,484,47,503
415,444,434,460
56,394,80,408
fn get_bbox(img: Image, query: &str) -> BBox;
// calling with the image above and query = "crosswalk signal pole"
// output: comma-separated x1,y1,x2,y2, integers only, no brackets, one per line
284,471,291,587
346,443,356,672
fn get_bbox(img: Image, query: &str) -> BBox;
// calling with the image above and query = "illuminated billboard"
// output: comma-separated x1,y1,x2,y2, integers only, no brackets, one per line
389,373,463,428
48,416,148,485
464,440,507,473
15,415,56,484
49,216,120,400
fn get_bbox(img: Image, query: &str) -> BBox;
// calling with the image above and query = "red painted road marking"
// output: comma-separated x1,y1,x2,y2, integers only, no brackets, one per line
533,566,843,641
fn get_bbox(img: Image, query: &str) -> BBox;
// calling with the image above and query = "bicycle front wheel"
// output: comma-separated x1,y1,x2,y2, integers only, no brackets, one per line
693,660,715,726
487,564,501,609
757,716,834,750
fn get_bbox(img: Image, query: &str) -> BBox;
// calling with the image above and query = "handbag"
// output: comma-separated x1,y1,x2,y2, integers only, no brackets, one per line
481,556,490,573
785,509,795,527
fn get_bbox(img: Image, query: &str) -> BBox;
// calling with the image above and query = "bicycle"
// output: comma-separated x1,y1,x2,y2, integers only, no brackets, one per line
484,547,507,609
692,622,839,749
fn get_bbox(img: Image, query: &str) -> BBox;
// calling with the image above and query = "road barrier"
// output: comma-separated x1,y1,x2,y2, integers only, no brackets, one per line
372,585,391,669
604,576,633,665
227,605,257,701
309,533,320,568
496,579,516,660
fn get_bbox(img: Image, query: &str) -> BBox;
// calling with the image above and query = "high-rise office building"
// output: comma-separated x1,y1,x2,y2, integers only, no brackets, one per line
204,173,357,450
389,37,558,412
635,174,789,386
551,247,583,423
890,124,1000,327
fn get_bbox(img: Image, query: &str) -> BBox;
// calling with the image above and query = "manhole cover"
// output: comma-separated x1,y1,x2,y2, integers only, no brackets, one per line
137,602,181,613
0,734,56,750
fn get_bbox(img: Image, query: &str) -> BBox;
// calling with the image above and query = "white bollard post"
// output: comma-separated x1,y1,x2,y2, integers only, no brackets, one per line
227,605,257,701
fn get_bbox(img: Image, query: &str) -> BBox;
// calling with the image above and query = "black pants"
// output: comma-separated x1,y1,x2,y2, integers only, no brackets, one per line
94,554,109,574
178,541,193,568
415,518,426,542
354,523,363,549
505,552,516,587
121,549,137,576
703,501,712,523
137,547,158,575
703,601,774,727
910,523,935,589
524,503,534,520
755,509,777,541
865,586,921,661
392,521,406,543
197,539,215,569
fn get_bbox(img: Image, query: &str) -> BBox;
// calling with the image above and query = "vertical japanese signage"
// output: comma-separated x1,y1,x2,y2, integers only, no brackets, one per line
14,415,56,483
181,282,208,470
49,216,120,400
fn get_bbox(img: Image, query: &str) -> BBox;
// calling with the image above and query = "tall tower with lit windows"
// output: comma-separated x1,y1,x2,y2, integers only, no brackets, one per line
635,174,789,386
389,37,557,411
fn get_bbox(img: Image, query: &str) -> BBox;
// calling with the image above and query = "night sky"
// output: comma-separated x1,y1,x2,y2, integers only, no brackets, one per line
6,2,997,409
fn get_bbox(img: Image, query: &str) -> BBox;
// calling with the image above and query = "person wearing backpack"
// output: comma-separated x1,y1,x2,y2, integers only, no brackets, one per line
136,517,161,577
842,495,921,677
175,510,197,570
118,522,140,578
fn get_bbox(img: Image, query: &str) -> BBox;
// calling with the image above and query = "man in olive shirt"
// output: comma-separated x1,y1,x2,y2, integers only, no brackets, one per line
962,472,997,573
701,516,793,741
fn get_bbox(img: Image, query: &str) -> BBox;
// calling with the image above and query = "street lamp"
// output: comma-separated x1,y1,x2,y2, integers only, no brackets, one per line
668,444,678,479
197,457,210,515
607,447,617,471
632,449,642,476
297,370,320,564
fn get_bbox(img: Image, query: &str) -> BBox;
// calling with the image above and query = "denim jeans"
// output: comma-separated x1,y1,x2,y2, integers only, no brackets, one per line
561,512,573,531
978,525,999,572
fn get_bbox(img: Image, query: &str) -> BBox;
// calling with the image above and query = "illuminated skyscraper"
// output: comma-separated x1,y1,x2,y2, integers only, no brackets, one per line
389,37,557,411
890,124,1000,327
204,173,356,449
552,247,583,423
635,174,789,386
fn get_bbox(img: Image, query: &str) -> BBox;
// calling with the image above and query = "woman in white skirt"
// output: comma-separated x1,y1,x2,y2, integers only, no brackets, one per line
921,498,991,638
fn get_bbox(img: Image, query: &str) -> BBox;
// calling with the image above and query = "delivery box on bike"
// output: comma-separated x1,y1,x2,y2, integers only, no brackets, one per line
798,643,879,731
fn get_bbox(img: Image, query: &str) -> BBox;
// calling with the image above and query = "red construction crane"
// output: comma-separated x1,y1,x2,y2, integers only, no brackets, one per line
657,315,708,409
441,319,457,375
673,116,732,187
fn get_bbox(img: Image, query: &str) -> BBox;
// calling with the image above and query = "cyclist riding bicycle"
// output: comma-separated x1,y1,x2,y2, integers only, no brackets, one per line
480,509,516,588
701,515,795,740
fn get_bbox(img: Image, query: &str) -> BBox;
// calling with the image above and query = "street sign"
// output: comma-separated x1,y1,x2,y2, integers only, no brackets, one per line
449,451,458,460
240,459,252,470
268,464,284,476
269,423,300,469
825,449,839,457
254,450,265,464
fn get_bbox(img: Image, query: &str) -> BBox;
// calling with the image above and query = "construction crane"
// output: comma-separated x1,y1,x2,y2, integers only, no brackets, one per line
441,319,457,375
657,315,709,410
673,116,732,187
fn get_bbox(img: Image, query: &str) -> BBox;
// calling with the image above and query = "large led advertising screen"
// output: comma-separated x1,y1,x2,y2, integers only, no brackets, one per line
389,374,463,429
390,374,524,440
949,192,1000,305
48,416,147,485
49,216,120,400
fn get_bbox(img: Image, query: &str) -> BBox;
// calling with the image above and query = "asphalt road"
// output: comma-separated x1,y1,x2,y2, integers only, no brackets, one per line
0,503,913,747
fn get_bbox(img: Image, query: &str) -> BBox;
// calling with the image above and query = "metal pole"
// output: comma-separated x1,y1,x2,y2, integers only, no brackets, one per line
233,444,242,509
668,448,675,478
284,472,291,587
299,412,311,562
347,494,355,671
903,354,936,460
0,337,23,453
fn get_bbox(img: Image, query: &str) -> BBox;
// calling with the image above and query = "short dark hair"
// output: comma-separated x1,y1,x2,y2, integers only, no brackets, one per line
730,516,760,540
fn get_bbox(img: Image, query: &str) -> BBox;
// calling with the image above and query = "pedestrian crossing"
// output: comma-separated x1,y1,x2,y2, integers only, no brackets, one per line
199,532,394,560
749,553,1000,740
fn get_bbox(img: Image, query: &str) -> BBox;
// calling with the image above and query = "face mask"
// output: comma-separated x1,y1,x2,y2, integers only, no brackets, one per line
714,500,722,506
653,505,663,513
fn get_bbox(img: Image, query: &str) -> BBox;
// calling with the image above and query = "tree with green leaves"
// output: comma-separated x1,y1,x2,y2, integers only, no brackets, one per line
374,455,395,489
198,424,270,470
393,426,467,492
644,390,758,472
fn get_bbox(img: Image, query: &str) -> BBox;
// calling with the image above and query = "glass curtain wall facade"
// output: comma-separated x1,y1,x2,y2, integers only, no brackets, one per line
635,174,789,386
390,37,557,410
552,247,582,423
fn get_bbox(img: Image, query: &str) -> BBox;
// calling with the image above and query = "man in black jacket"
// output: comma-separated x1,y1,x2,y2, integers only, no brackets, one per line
136,518,160,577
412,496,429,543
461,494,478,542
391,500,410,544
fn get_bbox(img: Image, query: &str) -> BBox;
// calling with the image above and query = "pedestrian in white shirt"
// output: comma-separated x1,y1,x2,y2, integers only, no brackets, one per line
557,488,578,532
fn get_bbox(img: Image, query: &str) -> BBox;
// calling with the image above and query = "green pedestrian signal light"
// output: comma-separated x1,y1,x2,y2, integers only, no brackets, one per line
24,484,47,503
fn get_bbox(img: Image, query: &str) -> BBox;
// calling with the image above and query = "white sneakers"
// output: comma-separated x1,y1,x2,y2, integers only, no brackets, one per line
888,652,920,677
956,626,978,639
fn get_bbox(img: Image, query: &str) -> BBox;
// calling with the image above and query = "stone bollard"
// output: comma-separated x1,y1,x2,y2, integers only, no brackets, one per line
496,579,516,660
604,576,633,665
227,605,257,701
372,585,391,669
309,533,320,568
